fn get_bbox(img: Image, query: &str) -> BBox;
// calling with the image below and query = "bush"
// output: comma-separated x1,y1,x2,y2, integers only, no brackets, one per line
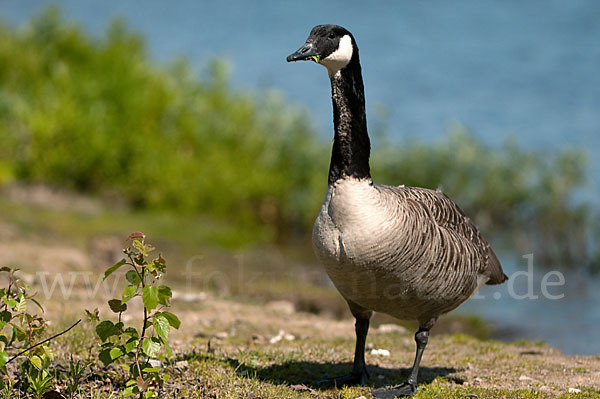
0,8,326,241
90,232,179,399
0,8,597,270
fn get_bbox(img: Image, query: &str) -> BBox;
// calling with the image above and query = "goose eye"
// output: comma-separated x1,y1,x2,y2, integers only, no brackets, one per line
328,33,335,39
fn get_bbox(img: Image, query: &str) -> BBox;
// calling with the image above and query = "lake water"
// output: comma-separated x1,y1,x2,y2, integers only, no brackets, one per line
1,0,599,354
459,254,600,355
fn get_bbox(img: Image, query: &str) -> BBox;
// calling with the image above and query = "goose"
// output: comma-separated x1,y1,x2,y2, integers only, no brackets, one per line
286,25,508,398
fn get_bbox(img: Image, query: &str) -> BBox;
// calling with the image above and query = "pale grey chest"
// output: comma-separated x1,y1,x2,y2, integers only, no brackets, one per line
311,179,402,304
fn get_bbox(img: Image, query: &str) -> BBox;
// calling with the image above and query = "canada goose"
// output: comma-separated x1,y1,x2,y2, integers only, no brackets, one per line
286,25,508,397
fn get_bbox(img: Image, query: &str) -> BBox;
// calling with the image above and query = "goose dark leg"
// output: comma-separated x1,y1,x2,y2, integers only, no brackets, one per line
317,310,371,387
371,327,430,398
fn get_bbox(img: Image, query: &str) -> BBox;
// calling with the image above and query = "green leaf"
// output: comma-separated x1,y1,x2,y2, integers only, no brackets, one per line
109,347,124,360
126,379,137,387
0,351,8,368
160,312,181,329
10,323,27,340
142,366,161,373
142,286,159,311
141,337,161,358
122,285,138,303
124,337,138,353
15,296,26,314
157,285,172,305
99,348,114,366
160,336,172,357
30,355,42,370
108,299,127,313
125,270,141,286
104,259,126,280
123,327,139,338
42,345,54,361
30,297,44,312
3,298,16,310
133,240,153,257
152,314,169,341
0,311,11,323
96,320,120,342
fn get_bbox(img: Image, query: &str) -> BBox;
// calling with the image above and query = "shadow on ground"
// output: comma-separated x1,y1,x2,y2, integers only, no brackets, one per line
225,358,459,390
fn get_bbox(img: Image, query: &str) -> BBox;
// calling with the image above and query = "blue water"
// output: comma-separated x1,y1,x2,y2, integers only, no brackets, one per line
1,0,599,354
459,255,600,355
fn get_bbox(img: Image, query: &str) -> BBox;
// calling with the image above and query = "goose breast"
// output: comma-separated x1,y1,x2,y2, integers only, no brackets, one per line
312,178,484,324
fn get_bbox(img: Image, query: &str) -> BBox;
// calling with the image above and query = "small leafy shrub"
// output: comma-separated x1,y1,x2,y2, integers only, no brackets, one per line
23,352,54,399
0,267,51,391
0,267,81,397
91,232,180,398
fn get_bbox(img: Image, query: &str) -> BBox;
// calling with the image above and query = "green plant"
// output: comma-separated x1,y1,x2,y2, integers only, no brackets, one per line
24,351,54,399
0,267,46,385
65,355,89,398
92,232,180,399
0,267,81,396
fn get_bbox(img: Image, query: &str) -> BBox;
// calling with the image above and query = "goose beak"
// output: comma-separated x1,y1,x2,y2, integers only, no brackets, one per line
286,42,319,63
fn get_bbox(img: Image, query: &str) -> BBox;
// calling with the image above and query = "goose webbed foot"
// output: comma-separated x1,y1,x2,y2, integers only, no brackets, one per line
370,382,417,398
316,369,369,387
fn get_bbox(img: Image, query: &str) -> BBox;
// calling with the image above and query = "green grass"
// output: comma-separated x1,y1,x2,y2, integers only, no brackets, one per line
3,323,592,399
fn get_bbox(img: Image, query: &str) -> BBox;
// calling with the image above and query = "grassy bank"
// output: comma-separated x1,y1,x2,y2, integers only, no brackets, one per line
1,291,598,399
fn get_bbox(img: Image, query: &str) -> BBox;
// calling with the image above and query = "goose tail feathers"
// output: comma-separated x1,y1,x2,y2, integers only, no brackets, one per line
485,247,508,285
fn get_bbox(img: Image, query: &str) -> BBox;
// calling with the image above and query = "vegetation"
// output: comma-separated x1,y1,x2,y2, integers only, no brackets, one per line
0,10,597,398
0,7,597,270
0,267,79,397
0,233,180,398
90,232,180,398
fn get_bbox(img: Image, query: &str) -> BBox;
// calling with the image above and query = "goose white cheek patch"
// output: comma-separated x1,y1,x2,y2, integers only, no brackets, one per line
321,35,353,75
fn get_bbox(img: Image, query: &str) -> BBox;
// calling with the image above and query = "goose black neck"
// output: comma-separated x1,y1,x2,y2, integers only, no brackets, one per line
328,58,371,185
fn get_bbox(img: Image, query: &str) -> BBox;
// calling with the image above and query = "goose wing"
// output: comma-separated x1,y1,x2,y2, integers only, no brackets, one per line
379,184,508,285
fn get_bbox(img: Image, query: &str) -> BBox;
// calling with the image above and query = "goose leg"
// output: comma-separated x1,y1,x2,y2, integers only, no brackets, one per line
317,311,371,387
372,327,429,398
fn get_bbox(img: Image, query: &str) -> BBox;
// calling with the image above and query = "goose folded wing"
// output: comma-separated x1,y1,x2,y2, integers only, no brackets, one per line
380,185,508,285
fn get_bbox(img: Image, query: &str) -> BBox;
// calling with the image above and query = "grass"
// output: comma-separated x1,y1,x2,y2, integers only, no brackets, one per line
2,310,597,399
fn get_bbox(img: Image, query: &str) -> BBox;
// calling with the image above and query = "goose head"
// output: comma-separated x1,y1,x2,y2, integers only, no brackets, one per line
287,24,358,76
